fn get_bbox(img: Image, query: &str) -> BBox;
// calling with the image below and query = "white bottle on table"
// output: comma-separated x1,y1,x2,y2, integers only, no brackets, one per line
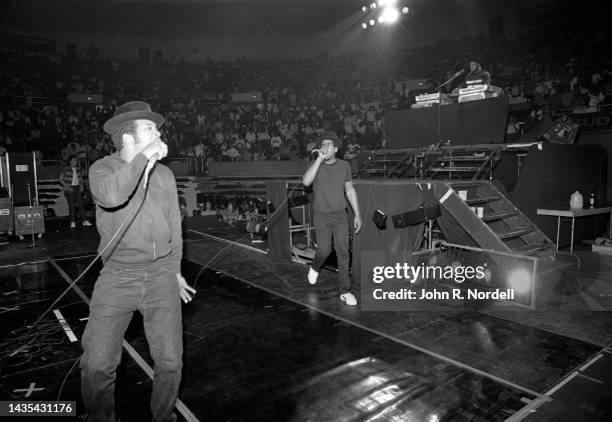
570,191,583,209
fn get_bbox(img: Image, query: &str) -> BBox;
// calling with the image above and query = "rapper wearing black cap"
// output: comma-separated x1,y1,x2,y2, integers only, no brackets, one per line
302,129,362,306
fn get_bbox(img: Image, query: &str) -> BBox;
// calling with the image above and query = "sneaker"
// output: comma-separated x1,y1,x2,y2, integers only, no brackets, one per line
307,267,319,285
82,220,92,226
70,222,76,229
340,292,357,306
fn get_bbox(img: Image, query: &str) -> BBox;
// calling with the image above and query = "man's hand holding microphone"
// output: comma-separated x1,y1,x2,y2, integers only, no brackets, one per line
142,140,169,162
141,140,168,189
312,147,332,161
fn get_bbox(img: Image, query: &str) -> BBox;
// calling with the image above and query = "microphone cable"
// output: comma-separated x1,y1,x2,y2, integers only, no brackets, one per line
2,162,154,391
29,160,155,328
192,154,318,288
7,151,313,367
8,152,322,401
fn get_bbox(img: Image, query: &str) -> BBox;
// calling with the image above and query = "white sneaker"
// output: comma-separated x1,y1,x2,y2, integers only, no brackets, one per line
307,267,319,285
340,292,357,306
82,220,92,226
70,222,76,229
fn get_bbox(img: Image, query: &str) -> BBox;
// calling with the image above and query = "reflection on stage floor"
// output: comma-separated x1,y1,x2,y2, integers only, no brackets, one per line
0,225,611,421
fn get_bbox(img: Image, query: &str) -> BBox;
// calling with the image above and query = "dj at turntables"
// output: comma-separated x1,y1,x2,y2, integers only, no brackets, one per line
453,60,503,97
465,61,491,85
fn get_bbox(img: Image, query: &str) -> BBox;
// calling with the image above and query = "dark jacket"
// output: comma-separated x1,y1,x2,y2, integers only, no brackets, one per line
465,69,491,85
88,153,182,274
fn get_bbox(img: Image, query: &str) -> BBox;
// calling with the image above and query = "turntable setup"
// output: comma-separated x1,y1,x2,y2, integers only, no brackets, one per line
412,92,454,108
412,84,500,109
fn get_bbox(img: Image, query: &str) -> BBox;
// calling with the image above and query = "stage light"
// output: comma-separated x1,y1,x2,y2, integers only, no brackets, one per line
483,267,492,283
362,22,368,29
402,6,409,14
378,15,385,23
426,254,439,266
381,7,400,24
378,0,386,6
508,268,532,294
369,19,376,26
362,6,368,12
370,2,377,9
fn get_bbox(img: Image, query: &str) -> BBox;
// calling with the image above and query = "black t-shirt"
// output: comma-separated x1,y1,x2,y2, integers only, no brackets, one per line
313,159,352,213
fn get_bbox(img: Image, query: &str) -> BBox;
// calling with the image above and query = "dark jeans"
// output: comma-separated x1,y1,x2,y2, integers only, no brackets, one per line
65,186,86,223
80,262,183,422
311,210,351,294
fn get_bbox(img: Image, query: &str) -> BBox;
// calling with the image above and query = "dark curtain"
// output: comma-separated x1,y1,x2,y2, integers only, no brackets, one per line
511,143,607,247
493,151,520,194
352,181,426,281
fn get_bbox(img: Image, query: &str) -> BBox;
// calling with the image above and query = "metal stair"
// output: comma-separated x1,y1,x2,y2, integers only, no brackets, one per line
196,175,301,197
356,145,501,180
432,180,556,260
420,146,500,180
356,150,415,179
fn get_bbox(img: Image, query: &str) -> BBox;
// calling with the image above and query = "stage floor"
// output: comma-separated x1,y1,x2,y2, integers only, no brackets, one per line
0,222,611,421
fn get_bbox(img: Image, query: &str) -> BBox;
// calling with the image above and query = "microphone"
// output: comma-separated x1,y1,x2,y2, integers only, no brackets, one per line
311,148,330,154
147,152,160,165
143,153,160,190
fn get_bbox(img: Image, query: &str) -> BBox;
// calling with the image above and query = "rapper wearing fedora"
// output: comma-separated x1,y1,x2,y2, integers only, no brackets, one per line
81,100,195,422
302,130,363,306
103,100,165,137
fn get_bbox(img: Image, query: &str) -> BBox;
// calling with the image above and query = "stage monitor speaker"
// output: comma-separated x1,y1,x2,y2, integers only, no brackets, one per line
13,206,45,236
373,209,387,230
0,198,12,232
541,116,579,144
8,152,38,207
392,205,441,228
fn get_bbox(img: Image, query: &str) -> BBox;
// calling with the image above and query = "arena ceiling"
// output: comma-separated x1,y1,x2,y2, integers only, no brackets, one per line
2,0,367,38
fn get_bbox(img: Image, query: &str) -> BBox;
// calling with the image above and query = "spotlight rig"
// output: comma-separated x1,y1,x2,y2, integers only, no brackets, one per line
360,0,410,29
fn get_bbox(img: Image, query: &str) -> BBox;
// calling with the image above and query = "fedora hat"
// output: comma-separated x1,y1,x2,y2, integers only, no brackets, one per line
103,101,164,134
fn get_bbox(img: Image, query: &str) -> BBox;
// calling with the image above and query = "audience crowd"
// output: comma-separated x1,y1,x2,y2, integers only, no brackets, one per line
2,30,612,170
176,194,284,223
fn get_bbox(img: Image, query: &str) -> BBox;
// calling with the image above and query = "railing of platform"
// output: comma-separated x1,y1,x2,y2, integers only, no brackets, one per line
165,157,207,175
41,160,65,167
40,156,208,175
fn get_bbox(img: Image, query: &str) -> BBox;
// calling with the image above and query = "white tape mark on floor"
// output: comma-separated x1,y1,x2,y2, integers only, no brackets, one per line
53,309,78,342
578,353,603,371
